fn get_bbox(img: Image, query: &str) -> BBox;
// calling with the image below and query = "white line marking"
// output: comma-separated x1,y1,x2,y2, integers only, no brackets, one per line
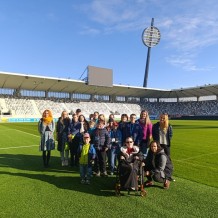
14,129,40,138
0,145,38,150
175,151,218,161
0,127,39,138
174,159,217,171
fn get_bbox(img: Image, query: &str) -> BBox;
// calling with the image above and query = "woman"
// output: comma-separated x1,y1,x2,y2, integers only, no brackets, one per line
78,114,90,134
152,113,173,157
119,137,142,190
144,141,173,189
138,110,152,158
38,109,55,167
56,111,71,166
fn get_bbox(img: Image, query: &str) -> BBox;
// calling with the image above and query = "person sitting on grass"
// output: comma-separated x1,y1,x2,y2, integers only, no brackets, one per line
144,140,173,189
78,133,96,185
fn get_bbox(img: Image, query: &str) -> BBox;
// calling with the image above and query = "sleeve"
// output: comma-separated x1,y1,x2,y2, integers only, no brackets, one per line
168,125,173,140
137,124,143,145
56,120,59,134
158,154,167,171
71,124,80,136
91,145,96,159
52,120,55,133
152,123,158,141
104,129,111,148
38,120,42,134
68,121,72,135
148,123,153,138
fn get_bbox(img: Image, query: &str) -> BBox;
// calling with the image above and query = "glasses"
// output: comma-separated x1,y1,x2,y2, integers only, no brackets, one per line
126,141,133,144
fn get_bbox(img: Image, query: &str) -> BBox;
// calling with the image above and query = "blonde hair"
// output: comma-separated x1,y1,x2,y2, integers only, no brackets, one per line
42,110,53,125
60,111,69,124
140,110,151,125
159,114,169,133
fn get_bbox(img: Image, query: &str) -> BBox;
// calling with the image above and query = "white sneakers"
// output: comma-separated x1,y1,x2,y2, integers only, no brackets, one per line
61,159,69,166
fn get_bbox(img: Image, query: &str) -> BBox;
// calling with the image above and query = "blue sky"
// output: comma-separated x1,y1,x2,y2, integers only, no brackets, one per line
0,0,218,89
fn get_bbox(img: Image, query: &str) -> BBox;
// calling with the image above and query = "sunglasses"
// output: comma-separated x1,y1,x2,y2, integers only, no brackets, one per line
126,141,133,143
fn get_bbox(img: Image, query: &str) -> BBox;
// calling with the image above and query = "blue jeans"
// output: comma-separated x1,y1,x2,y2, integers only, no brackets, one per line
110,146,118,173
80,164,92,180
140,139,149,158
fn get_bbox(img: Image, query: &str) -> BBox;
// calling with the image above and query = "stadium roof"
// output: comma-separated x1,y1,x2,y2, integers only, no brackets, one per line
1,71,218,99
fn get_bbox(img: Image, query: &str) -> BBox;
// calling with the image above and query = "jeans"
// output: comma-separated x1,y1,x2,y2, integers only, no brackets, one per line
94,150,107,173
140,139,149,158
110,146,118,173
80,164,92,180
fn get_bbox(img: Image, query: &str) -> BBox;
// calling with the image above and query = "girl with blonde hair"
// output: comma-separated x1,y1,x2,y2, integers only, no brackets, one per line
57,111,71,166
152,113,173,157
137,110,152,158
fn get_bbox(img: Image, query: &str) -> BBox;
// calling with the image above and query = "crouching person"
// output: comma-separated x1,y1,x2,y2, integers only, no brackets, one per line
78,133,96,185
144,140,173,189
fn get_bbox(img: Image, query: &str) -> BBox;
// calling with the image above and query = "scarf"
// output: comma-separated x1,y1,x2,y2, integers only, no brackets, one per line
43,117,53,125
127,147,134,155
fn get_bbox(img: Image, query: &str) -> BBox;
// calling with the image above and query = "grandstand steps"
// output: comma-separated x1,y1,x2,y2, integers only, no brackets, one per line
104,103,112,113
30,100,41,116
123,103,133,114
61,102,68,112
0,98,9,112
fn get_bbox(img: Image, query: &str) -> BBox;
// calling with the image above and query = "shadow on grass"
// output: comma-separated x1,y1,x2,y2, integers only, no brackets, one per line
0,153,116,196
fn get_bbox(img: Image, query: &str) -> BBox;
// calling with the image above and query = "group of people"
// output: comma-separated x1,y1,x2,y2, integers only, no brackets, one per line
38,108,173,189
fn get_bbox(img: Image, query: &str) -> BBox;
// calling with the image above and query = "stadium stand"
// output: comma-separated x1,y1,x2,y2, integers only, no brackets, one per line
1,71,218,120
1,95,218,119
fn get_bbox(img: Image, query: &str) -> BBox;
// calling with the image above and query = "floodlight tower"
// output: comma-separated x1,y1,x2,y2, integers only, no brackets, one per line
142,18,161,87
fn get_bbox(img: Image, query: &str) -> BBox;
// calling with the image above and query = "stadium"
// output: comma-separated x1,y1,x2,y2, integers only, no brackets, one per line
0,67,217,217
1,67,218,121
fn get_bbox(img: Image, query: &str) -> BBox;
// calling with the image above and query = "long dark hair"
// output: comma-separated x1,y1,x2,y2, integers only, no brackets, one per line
149,140,162,153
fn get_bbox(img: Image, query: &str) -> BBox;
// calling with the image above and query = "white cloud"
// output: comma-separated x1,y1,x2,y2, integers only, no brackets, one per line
76,0,218,71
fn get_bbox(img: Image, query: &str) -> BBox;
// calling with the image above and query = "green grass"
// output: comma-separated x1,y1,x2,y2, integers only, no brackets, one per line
0,121,218,218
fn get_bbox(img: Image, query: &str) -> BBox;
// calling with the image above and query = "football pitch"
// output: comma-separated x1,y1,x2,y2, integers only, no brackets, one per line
0,120,217,218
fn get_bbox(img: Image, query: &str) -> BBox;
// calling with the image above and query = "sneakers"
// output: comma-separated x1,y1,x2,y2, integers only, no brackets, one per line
81,179,90,185
80,179,85,184
85,180,90,185
65,159,69,166
145,180,154,186
95,172,101,177
164,180,170,189
101,171,108,177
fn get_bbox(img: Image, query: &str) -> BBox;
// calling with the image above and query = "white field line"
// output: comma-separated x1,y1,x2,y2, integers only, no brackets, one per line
15,129,40,138
174,159,217,171
0,128,40,150
0,128,39,138
0,144,38,150
175,151,218,161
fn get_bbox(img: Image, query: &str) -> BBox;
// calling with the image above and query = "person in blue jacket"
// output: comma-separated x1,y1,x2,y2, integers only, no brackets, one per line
125,113,142,146
107,120,122,175
68,113,82,167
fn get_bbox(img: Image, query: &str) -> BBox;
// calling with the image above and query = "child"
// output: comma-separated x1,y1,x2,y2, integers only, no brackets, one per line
78,133,96,184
